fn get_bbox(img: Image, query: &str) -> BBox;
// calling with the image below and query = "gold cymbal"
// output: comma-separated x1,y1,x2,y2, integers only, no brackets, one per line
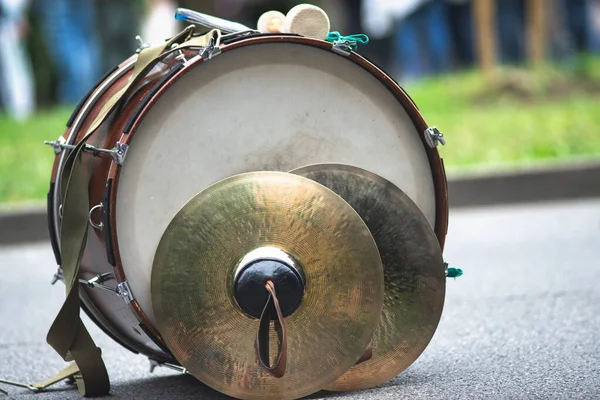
291,164,445,391
151,171,384,400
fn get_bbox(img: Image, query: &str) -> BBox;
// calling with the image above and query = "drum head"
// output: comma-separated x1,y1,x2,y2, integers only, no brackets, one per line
116,41,436,325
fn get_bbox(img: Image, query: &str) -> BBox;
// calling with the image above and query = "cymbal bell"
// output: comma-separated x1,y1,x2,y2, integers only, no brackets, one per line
151,171,384,400
291,164,445,391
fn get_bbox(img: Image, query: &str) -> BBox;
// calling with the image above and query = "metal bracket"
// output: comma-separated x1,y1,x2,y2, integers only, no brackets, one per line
80,272,116,294
331,40,354,56
116,282,134,304
51,268,64,285
46,136,67,154
149,359,188,375
51,269,134,304
199,36,221,60
135,35,151,53
175,49,187,63
424,127,446,148
44,138,129,165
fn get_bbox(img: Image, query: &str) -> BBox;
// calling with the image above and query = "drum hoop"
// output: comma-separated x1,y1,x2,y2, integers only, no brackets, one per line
106,34,449,337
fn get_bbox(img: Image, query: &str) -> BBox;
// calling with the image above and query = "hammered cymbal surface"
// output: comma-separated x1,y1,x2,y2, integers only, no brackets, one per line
151,171,384,400
291,164,445,391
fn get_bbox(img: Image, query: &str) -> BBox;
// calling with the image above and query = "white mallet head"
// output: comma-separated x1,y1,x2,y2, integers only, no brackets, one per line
284,4,331,40
257,10,286,33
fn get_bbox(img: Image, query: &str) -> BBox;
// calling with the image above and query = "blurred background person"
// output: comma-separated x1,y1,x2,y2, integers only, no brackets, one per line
95,0,144,72
142,0,178,46
447,0,474,69
2,0,600,110
591,0,600,53
563,0,595,54
0,0,35,120
496,0,525,64
386,0,453,81
33,0,100,105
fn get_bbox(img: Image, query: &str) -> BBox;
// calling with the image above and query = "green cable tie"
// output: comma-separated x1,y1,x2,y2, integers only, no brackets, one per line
447,267,463,279
326,31,369,51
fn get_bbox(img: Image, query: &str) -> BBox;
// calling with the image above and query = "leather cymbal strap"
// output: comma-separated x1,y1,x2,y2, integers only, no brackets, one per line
256,281,287,378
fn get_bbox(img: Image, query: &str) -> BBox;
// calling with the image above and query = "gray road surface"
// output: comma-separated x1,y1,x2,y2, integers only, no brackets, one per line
1,199,599,399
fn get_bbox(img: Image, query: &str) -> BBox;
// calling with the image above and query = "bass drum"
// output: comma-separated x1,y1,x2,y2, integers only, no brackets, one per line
48,34,448,362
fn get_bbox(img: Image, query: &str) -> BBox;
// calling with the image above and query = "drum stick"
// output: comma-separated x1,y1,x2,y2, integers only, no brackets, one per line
175,8,252,34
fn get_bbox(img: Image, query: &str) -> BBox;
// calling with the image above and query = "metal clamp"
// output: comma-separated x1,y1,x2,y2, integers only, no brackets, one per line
424,127,446,148
88,203,104,231
44,138,130,165
331,40,354,56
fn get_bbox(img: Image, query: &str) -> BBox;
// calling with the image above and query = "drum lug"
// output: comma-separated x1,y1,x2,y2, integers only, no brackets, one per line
53,270,135,304
331,40,353,56
81,276,134,305
112,142,129,165
424,127,446,148
44,139,129,165
45,136,67,154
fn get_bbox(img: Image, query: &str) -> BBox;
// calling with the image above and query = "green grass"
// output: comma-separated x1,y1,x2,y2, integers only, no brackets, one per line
1,61,600,204
0,108,71,204
405,61,600,173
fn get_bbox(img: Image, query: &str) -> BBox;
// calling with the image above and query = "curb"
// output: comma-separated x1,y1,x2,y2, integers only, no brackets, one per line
448,161,600,208
0,205,48,245
1,162,599,245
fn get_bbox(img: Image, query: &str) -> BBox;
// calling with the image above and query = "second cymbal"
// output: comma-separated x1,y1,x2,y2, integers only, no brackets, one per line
291,164,446,391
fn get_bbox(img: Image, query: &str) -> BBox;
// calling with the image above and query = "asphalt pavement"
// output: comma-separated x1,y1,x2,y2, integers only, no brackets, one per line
1,199,599,399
